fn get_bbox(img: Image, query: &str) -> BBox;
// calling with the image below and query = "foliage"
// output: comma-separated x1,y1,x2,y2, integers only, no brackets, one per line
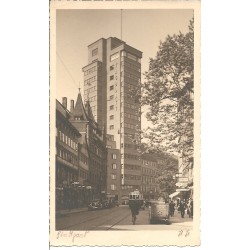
157,174,176,196
138,18,194,167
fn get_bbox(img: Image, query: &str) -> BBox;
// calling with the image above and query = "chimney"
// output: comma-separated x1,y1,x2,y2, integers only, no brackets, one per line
62,97,67,109
70,100,74,112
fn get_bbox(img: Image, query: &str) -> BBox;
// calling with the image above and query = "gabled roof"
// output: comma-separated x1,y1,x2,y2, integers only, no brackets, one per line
71,92,88,121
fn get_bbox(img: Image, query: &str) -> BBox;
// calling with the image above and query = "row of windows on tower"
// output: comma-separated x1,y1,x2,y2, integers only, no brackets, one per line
84,76,96,86
110,51,141,63
110,71,140,82
84,65,97,76
109,123,137,131
84,86,96,94
121,112,141,121
121,61,141,73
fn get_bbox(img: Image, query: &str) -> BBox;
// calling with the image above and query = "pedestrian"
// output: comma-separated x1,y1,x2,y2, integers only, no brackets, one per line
129,200,140,225
179,200,186,218
169,200,175,217
190,199,193,218
172,200,175,216
168,200,172,216
186,200,190,218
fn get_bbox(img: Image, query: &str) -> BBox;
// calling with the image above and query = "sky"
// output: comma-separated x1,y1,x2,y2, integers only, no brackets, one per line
56,9,193,125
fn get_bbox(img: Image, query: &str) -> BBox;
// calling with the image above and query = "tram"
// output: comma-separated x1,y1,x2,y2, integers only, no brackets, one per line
128,190,144,209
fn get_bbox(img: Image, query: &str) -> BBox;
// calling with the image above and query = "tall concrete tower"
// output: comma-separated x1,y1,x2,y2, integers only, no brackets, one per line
82,37,142,199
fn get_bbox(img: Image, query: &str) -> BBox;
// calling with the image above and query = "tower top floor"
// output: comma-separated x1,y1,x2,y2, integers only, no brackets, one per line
87,37,142,64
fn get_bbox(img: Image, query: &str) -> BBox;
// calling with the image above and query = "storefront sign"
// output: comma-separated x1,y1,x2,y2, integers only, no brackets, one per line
176,188,190,192
178,177,189,182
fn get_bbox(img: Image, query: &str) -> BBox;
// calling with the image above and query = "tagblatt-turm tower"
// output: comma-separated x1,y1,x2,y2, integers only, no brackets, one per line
82,37,142,199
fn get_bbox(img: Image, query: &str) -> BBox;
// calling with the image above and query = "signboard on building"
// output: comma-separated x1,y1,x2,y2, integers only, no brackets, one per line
176,183,186,187
178,177,189,182
176,188,190,192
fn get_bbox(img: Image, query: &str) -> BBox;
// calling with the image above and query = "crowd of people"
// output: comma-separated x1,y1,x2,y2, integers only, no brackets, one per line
128,197,193,225
168,198,193,218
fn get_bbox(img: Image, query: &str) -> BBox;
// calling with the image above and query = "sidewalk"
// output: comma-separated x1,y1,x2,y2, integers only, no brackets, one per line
56,207,88,216
169,210,193,224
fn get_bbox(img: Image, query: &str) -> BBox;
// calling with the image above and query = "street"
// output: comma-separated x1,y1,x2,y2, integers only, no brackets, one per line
56,205,193,231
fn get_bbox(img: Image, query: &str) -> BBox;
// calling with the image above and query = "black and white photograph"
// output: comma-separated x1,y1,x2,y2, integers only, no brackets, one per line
4,0,250,249
50,0,200,246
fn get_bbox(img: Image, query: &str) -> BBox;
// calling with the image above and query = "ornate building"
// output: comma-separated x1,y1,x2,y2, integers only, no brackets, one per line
56,99,81,188
70,92,107,200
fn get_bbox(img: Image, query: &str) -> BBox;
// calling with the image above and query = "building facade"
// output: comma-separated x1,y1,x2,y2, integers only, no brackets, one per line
141,154,159,200
70,92,108,201
82,37,143,199
106,134,121,203
56,99,81,188
55,99,82,211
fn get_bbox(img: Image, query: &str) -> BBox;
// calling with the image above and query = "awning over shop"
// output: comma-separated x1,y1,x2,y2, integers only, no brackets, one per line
169,191,180,198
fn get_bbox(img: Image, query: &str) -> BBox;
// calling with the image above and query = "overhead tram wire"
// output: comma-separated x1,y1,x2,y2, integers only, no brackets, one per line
56,50,80,91
121,9,123,41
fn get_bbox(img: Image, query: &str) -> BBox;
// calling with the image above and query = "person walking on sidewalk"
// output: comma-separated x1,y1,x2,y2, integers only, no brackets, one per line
190,199,193,218
187,199,191,218
179,200,186,218
129,200,140,225
169,200,175,217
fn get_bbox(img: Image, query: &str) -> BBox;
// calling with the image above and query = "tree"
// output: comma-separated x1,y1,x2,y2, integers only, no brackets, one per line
157,174,176,197
139,18,194,168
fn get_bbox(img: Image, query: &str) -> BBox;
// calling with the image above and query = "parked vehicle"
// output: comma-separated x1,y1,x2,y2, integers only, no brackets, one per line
101,200,114,209
87,200,102,211
149,200,170,224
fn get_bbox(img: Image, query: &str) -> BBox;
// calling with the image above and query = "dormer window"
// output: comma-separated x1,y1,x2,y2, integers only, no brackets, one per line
75,116,82,121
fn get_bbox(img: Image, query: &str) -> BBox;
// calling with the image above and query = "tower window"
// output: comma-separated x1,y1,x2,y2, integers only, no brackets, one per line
110,75,114,81
111,174,117,180
110,52,119,61
92,48,98,56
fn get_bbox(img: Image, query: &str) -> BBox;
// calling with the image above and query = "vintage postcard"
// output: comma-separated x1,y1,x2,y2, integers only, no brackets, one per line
50,0,200,246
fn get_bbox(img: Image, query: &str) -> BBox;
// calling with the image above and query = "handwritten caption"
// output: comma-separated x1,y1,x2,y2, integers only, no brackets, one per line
56,230,90,242
178,229,190,237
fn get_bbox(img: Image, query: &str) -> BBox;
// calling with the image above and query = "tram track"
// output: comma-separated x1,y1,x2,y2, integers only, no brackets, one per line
58,206,130,231
89,210,131,231
59,213,103,230
106,213,131,230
